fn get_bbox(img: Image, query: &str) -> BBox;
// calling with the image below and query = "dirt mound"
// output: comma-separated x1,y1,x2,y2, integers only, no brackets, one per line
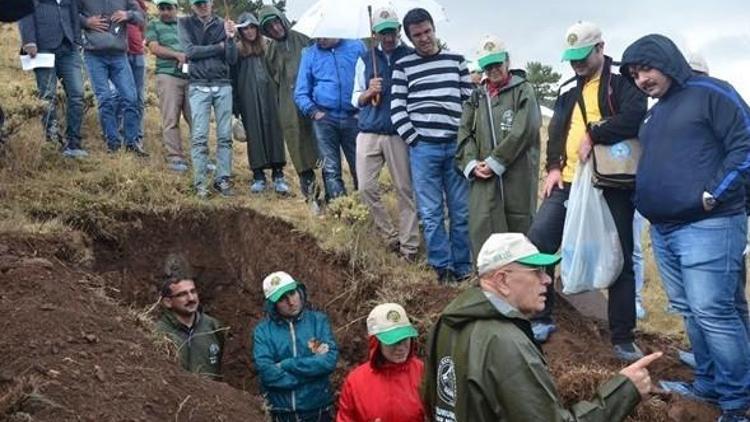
0,235,267,421
1,208,721,421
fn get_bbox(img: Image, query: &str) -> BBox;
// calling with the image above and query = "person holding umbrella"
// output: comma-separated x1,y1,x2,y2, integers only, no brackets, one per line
351,7,419,261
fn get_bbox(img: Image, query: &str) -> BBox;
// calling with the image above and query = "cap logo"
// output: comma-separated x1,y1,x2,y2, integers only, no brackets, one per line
386,310,401,323
567,33,578,46
483,41,495,52
270,276,281,286
380,10,390,18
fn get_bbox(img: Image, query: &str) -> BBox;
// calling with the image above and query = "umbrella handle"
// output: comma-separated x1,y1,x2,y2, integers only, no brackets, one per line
371,93,381,106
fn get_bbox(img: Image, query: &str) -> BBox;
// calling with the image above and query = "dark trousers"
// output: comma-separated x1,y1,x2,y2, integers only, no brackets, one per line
527,183,636,344
271,407,333,422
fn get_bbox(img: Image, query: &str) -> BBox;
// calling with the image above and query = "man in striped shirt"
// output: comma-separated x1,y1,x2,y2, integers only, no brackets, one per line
390,8,474,282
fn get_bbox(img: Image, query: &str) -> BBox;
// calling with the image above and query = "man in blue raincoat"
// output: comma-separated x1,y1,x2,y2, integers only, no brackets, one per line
253,271,338,422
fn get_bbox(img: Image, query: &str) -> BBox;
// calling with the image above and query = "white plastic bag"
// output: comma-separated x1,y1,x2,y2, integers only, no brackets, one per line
232,116,247,143
560,160,623,294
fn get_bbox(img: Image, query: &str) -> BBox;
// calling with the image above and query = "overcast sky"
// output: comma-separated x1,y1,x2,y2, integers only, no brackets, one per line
282,0,750,100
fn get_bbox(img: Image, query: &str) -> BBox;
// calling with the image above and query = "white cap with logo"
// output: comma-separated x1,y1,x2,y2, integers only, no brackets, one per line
371,7,400,34
562,21,603,61
476,233,561,276
476,34,508,71
262,271,299,303
367,303,418,345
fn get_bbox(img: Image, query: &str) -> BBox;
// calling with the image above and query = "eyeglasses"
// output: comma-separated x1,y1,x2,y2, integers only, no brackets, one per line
505,266,546,277
168,288,197,299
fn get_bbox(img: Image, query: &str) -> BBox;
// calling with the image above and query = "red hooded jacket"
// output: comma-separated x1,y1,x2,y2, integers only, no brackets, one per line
336,336,425,422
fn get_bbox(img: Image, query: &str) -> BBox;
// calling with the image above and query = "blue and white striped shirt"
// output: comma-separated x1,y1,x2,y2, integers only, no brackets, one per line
390,51,473,145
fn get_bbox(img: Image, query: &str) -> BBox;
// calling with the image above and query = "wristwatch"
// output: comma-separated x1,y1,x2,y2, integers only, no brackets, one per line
702,191,717,211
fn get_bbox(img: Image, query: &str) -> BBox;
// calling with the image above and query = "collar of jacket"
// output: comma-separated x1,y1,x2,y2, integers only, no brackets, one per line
163,309,203,333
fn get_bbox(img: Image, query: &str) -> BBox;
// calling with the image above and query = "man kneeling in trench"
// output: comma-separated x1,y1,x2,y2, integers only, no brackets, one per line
253,271,338,422
155,275,226,380
423,233,662,421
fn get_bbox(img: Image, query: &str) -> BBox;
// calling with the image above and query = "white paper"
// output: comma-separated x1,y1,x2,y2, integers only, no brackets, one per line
20,53,55,71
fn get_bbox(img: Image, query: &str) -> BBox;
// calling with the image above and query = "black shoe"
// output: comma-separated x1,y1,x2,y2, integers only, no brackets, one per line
213,177,235,197
436,268,455,284
126,143,149,157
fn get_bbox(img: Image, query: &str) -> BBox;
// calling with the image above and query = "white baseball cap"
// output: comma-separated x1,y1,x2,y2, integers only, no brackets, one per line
477,233,560,276
262,271,299,303
562,21,603,61
371,7,400,34
367,303,418,345
476,35,508,70
686,51,709,75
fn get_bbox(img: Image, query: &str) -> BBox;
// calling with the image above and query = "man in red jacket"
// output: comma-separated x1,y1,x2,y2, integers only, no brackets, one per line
337,303,424,422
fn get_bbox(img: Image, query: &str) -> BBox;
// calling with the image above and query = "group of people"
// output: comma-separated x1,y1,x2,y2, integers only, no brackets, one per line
18,1,750,421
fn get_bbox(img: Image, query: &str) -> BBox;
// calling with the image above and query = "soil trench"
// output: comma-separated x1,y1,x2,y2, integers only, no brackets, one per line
1,208,721,421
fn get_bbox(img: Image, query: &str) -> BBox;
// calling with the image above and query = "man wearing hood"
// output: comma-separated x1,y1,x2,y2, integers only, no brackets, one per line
155,276,225,380
621,34,750,422
457,35,542,261
258,6,322,212
253,271,338,422
526,22,647,360
422,233,661,422
337,303,425,422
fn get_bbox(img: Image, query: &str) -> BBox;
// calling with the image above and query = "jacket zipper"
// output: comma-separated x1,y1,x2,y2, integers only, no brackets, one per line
332,48,342,115
289,320,297,412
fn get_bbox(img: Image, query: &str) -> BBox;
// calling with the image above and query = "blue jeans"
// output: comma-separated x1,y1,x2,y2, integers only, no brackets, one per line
651,214,750,412
409,142,471,275
312,116,358,200
126,53,145,139
34,47,85,148
188,85,233,190
633,210,646,301
83,52,139,148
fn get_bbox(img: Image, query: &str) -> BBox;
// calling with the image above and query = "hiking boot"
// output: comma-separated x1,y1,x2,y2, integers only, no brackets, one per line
62,148,89,159
436,268,455,284
126,143,149,157
273,177,290,195
678,350,697,369
250,178,267,194
399,250,419,264
213,177,235,197
531,321,556,343
613,342,645,362
718,409,750,422
658,381,719,405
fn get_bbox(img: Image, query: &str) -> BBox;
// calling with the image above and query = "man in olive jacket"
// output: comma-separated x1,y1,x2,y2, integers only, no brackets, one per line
258,5,321,211
156,277,225,380
457,35,541,260
423,233,661,422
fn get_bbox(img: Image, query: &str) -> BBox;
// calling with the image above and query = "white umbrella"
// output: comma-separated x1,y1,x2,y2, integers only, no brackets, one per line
292,0,447,39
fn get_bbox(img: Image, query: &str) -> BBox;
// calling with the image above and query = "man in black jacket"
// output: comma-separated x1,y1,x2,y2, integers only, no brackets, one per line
18,0,86,157
526,21,647,362
178,0,237,198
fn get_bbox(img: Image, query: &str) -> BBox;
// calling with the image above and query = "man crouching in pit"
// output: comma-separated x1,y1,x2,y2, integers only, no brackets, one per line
253,271,338,422
155,275,226,380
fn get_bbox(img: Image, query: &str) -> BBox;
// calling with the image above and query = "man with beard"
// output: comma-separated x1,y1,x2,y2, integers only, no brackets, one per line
156,276,225,380
253,271,338,422
258,6,322,213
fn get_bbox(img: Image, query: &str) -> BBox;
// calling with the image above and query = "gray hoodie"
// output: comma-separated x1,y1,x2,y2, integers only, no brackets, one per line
78,0,144,53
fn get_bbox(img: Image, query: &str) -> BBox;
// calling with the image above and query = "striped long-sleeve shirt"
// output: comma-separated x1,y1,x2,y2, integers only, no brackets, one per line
390,51,474,145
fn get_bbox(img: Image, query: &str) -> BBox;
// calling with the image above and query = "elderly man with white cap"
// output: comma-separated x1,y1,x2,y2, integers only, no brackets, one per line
337,303,425,421
526,21,647,360
422,233,662,422
457,35,542,261
252,271,338,422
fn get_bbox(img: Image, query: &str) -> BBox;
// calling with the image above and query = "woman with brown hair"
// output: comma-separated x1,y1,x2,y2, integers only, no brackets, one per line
232,12,289,195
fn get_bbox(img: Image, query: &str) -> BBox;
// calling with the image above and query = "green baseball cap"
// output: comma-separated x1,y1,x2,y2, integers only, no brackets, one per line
263,271,299,303
561,21,602,61
476,35,508,70
191,0,209,5
156,0,179,5
477,233,560,276
367,303,418,345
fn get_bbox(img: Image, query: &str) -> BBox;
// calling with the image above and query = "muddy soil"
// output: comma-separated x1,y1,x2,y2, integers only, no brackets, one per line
1,208,720,421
